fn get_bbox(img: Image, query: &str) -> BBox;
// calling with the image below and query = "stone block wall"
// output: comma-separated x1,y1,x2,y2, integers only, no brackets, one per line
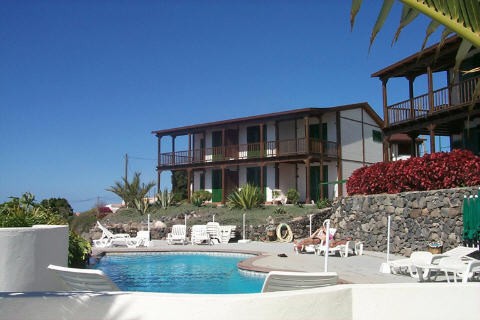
329,186,479,256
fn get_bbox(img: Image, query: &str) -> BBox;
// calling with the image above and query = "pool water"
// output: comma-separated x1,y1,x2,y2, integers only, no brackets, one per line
92,253,265,294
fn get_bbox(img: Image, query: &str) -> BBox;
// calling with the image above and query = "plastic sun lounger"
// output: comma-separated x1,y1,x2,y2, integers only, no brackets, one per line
191,225,211,245
92,221,131,248
261,271,338,293
48,264,120,291
388,251,433,278
167,225,188,245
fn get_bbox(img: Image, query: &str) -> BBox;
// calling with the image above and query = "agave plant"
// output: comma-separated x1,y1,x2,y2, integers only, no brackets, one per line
226,184,264,210
156,188,174,210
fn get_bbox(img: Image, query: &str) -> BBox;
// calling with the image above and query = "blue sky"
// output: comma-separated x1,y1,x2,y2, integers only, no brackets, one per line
0,1,442,212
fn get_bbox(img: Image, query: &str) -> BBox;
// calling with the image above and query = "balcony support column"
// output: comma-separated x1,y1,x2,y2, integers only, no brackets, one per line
408,76,415,120
383,135,391,162
382,79,389,127
305,158,311,204
428,124,436,153
407,132,419,157
172,135,176,165
260,123,264,158
188,133,192,162
336,111,343,197
428,66,434,114
156,134,162,192
260,164,264,202
304,116,310,154
319,115,324,200
187,168,192,202
221,166,226,205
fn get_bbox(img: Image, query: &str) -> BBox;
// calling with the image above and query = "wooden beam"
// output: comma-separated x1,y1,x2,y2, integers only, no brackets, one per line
382,79,389,127
336,111,343,197
305,159,311,204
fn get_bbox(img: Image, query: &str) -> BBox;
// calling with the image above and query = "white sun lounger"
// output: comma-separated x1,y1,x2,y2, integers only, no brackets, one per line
92,221,131,248
167,225,188,245
261,271,338,293
48,264,120,291
388,251,433,278
191,225,211,245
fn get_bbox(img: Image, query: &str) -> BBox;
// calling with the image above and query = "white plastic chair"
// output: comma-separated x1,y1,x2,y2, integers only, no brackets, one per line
92,221,131,248
48,264,120,291
166,225,188,245
388,251,433,278
191,225,210,245
125,230,150,248
261,271,338,293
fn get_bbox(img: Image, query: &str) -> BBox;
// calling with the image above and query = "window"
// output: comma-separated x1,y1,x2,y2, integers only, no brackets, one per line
372,130,382,143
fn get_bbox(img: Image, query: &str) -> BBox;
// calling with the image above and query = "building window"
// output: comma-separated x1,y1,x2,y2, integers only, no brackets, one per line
372,130,382,143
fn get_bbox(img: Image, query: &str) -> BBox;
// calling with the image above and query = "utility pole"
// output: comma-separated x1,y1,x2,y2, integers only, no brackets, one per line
125,153,128,181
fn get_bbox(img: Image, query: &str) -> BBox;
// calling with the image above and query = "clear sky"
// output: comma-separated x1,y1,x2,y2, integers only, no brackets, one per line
0,1,442,212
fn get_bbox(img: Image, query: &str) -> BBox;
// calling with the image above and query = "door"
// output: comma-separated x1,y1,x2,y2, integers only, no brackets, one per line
310,165,328,201
211,169,222,202
212,131,223,161
247,126,260,158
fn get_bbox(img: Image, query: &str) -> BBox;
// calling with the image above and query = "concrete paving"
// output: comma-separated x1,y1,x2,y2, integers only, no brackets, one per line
93,240,417,284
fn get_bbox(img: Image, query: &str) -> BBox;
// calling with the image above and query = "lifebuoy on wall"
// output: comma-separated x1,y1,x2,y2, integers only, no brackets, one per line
276,223,293,242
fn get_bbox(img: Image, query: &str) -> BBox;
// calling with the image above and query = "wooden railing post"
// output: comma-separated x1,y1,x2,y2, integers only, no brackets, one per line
408,76,415,120
427,66,434,114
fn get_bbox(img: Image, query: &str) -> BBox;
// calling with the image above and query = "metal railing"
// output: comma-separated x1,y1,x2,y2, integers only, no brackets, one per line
158,138,338,167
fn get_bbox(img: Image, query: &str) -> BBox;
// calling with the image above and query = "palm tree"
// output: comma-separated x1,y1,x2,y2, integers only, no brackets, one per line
351,0,480,66
107,172,155,209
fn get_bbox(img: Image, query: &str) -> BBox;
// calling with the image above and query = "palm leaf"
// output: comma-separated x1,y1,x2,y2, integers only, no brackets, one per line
369,0,395,51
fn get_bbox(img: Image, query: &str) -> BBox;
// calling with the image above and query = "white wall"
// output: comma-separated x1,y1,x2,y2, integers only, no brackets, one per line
278,163,296,194
0,225,69,291
2,283,479,320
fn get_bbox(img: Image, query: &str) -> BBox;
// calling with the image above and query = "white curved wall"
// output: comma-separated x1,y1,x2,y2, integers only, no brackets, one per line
0,225,68,291
0,283,479,320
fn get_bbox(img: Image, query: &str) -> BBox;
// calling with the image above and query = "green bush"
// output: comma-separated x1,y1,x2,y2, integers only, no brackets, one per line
191,190,212,207
227,184,264,210
316,198,332,209
286,189,300,205
68,231,91,268
273,206,287,215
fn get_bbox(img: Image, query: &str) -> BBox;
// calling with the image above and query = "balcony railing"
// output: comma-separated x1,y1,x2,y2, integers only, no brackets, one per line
158,138,338,167
387,75,479,126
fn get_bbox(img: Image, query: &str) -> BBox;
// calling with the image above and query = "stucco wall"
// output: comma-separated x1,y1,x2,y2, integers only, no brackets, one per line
0,225,68,291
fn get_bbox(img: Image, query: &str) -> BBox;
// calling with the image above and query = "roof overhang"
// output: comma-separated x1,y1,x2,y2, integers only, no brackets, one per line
152,102,383,136
371,36,461,81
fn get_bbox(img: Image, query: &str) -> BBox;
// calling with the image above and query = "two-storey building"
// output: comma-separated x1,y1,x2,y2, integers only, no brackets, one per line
372,36,480,160
152,103,383,204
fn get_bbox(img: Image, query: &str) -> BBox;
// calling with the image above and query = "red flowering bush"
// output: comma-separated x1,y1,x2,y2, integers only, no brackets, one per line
347,149,480,195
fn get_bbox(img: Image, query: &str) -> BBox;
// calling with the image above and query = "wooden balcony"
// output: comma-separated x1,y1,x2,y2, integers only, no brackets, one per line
386,75,479,127
158,138,337,168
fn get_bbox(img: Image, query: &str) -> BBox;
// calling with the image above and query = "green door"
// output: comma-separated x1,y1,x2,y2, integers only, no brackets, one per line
247,126,260,158
212,169,222,202
212,131,223,161
310,165,328,201
246,167,266,201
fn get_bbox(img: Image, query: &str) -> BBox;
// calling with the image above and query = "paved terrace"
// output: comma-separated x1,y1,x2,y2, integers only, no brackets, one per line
92,240,417,284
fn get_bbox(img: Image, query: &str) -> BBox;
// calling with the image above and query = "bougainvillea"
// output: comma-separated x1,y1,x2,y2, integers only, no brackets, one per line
346,149,480,195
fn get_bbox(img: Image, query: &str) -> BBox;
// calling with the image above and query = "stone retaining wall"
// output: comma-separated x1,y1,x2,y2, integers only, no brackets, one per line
329,186,479,256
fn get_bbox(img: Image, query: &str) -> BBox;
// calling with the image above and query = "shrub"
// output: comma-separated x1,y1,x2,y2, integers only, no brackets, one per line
316,198,332,209
191,190,212,207
227,184,264,210
286,188,300,205
155,189,174,210
273,206,287,215
347,149,480,195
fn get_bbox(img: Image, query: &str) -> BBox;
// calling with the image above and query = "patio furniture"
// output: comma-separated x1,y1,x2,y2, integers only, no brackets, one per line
261,271,338,293
48,264,120,291
125,230,150,248
191,225,211,245
388,251,433,278
166,225,188,245
92,221,131,248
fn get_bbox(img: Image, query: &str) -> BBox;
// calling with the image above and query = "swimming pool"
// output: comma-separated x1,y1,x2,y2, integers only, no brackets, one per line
92,252,265,294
